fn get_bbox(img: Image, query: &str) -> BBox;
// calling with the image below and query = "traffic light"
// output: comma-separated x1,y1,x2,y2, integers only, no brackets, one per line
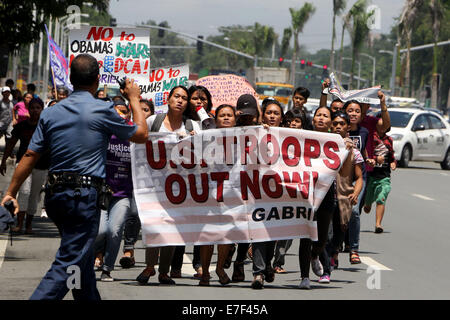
278,57,284,66
160,42,166,55
300,59,305,69
307,61,312,67
197,35,204,55
109,18,117,27
158,22,165,37
322,64,329,78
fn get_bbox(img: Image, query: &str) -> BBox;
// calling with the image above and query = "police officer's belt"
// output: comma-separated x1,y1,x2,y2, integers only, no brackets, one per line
46,172,105,190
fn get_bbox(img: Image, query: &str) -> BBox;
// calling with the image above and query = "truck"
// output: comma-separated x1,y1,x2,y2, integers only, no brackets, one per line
246,67,293,109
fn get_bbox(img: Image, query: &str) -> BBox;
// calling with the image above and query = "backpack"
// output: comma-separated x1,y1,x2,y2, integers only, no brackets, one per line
150,113,194,133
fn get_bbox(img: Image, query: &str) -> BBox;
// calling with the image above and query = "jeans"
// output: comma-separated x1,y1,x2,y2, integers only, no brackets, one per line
123,196,141,251
30,187,101,300
273,240,293,268
252,241,276,275
95,197,134,272
348,177,367,251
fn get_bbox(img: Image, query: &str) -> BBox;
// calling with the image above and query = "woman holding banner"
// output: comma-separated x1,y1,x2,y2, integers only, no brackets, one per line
136,86,201,285
251,99,284,290
297,106,338,289
170,85,213,280
197,104,237,286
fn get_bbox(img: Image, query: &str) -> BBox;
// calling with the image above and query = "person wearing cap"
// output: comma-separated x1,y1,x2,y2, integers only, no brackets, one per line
0,53,148,300
228,94,261,283
235,94,260,126
0,87,14,148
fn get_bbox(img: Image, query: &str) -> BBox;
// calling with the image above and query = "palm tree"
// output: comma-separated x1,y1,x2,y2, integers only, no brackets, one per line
286,3,316,86
347,0,373,89
331,0,347,71
338,9,352,80
399,0,424,97
253,22,276,67
430,0,443,108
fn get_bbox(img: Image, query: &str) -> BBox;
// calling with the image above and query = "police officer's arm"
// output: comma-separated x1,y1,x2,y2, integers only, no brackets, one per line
123,79,148,143
0,149,41,215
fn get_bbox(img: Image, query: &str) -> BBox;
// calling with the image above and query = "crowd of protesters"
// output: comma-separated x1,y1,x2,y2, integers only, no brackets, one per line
0,71,395,293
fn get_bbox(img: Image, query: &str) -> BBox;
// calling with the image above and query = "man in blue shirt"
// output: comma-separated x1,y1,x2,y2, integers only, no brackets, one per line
1,54,148,300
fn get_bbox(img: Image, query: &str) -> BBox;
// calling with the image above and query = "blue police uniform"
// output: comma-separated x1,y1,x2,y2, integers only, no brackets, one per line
27,90,137,300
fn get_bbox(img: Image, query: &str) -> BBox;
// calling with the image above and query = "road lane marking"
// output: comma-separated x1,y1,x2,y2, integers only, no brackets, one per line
0,239,7,270
412,193,435,201
360,256,392,271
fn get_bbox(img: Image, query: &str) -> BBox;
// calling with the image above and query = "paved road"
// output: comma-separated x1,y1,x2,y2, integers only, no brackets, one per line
1,157,449,300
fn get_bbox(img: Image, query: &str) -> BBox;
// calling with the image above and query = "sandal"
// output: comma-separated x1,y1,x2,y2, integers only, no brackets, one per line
224,244,236,269
136,268,156,285
274,266,286,274
193,266,203,279
170,269,182,278
350,251,361,264
158,273,176,285
216,270,231,285
199,273,210,286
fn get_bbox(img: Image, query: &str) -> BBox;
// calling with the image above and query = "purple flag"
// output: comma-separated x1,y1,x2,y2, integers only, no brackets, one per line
45,24,73,91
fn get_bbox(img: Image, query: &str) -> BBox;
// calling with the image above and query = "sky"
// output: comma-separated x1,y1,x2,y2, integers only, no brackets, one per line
109,0,405,53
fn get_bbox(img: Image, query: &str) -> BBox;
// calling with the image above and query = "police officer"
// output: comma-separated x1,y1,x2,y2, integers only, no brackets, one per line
0,53,148,300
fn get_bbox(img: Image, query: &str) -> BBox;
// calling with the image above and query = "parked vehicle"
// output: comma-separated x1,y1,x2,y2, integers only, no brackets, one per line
386,108,450,169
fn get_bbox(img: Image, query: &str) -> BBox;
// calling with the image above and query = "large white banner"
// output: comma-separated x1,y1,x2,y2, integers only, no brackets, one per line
140,64,189,114
69,26,150,87
132,127,348,247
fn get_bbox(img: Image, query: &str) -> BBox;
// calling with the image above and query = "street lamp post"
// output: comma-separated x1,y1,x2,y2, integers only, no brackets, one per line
360,52,376,87
379,43,398,94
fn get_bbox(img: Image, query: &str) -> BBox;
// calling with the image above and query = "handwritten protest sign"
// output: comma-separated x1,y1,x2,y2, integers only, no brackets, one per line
196,74,259,111
140,64,189,114
69,26,150,87
131,127,348,247
326,72,381,104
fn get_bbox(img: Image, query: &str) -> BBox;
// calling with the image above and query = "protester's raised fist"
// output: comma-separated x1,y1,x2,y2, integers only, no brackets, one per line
378,90,386,104
322,78,330,90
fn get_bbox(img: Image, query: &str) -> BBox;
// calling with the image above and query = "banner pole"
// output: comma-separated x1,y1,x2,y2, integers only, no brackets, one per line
51,66,58,101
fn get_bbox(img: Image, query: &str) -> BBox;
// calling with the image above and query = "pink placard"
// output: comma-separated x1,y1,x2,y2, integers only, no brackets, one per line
196,74,259,111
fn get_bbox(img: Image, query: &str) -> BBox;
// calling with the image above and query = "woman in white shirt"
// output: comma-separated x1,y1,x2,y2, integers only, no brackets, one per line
136,86,200,285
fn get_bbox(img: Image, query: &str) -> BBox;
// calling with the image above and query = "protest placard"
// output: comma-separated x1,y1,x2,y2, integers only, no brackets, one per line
68,26,150,87
326,72,381,104
140,64,189,114
196,74,259,111
131,127,348,247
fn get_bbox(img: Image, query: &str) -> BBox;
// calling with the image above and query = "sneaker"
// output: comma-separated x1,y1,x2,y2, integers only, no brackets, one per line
311,257,323,277
101,271,114,282
251,274,264,289
318,275,330,284
299,277,310,289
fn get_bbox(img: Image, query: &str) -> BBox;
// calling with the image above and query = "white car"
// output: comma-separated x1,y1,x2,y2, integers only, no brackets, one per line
386,108,450,169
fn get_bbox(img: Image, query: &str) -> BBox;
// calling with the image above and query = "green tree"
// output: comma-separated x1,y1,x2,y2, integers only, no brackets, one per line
288,3,316,85
330,0,346,71
347,0,373,89
399,0,424,97
0,0,108,53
